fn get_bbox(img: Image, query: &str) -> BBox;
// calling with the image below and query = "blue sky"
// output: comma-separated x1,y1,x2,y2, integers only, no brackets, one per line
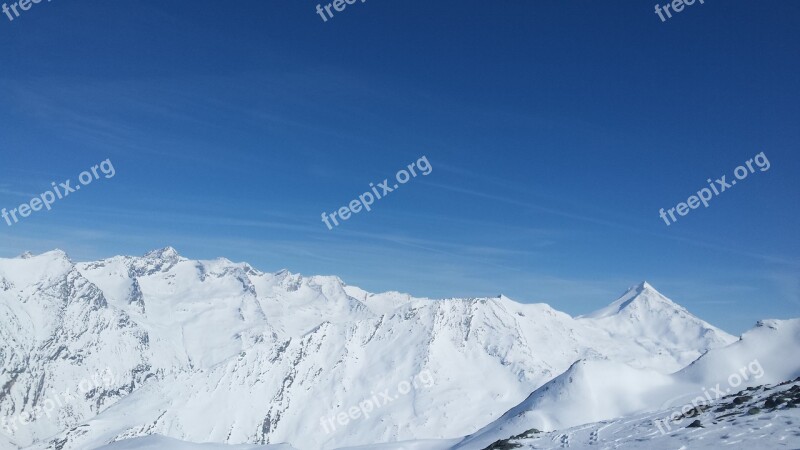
0,0,797,334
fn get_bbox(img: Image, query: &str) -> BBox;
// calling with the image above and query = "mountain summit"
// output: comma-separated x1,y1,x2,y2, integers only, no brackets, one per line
577,282,736,367
142,246,181,261
580,281,682,319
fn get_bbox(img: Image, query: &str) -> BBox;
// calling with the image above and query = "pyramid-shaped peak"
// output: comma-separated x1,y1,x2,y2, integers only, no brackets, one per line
627,281,656,294
581,281,680,319
143,247,181,260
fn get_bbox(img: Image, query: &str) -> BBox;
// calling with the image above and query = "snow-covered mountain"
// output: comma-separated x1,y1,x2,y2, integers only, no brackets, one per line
0,249,741,450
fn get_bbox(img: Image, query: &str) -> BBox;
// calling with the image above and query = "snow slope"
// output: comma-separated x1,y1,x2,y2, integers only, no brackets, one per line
96,435,297,450
452,318,800,449
0,249,737,450
471,376,800,450
84,378,800,450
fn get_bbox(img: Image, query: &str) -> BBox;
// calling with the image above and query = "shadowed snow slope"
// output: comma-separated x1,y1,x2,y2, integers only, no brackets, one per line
453,318,800,450
0,250,736,450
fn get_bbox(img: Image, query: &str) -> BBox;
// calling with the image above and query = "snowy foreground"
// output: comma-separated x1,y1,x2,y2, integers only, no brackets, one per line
98,375,800,449
0,249,797,450
475,377,800,449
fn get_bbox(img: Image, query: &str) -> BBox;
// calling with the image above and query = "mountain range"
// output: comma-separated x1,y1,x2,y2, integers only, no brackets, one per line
0,248,795,450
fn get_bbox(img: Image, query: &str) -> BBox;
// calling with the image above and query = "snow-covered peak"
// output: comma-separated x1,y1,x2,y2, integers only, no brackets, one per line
38,248,71,261
581,281,677,319
0,249,73,287
143,246,181,262
754,318,784,331
576,283,737,371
